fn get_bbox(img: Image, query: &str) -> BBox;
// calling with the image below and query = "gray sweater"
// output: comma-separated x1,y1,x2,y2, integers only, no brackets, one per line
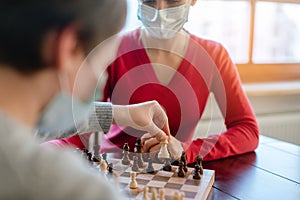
0,110,123,200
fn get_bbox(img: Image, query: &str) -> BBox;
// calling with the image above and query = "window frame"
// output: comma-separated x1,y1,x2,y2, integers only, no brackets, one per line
237,0,300,83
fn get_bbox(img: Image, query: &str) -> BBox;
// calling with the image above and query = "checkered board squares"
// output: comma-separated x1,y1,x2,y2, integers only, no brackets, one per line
108,159,215,200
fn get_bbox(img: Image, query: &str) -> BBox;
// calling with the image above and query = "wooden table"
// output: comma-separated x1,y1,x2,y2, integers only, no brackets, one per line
204,135,300,200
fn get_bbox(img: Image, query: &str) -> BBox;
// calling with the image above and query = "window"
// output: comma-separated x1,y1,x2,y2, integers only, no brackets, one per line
123,0,300,83
253,2,300,63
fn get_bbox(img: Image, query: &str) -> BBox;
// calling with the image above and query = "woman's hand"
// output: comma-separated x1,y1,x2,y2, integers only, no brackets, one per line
141,133,184,161
112,100,170,141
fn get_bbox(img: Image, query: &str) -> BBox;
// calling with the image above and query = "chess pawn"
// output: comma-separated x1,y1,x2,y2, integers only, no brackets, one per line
162,158,172,172
146,157,155,174
102,152,108,165
196,155,204,175
159,189,165,200
193,164,201,180
137,153,144,168
158,139,170,160
100,160,108,181
172,191,179,200
122,143,131,165
129,171,138,189
151,188,158,200
131,156,139,172
179,192,185,200
143,186,150,200
135,138,143,153
180,151,188,173
108,163,113,174
87,152,93,162
177,161,185,177
92,153,101,166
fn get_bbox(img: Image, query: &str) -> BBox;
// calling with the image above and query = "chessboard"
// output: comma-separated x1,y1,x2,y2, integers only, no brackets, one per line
107,158,215,200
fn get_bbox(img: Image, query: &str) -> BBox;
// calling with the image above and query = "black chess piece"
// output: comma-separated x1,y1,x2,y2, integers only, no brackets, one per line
122,143,131,165
196,155,203,166
146,157,155,174
135,138,144,168
102,152,108,165
81,148,88,159
135,138,143,153
87,152,93,162
177,161,185,177
193,164,201,180
181,151,188,173
132,156,139,172
196,155,204,175
108,163,113,174
92,152,101,163
137,153,144,168
162,158,172,172
83,148,89,154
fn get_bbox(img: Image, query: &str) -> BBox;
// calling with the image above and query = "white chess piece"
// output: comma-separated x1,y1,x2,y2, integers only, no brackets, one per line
172,191,179,200
158,139,170,159
179,192,185,200
99,160,108,181
159,189,165,200
151,188,158,200
143,186,150,200
129,171,138,189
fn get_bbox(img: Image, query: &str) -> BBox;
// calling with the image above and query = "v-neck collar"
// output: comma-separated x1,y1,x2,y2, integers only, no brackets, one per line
136,29,191,87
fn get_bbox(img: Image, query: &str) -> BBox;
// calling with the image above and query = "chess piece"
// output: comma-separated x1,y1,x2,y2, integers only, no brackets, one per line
100,160,108,181
193,164,201,180
179,192,185,200
143,186,150,200
146,157,155,174
173,191,179,200
151,188,158,200
180,151,188,172
196,155,204,175
159,189,165,200
93,132,100,161
162,158,172,172
131,156,139,172
122,143,131,165
135,138,143,153
129,171,138,189
81,148,88,160
102,152,108,165
108,163,113,174
86,152,93,164
135,138,144,168
177,161,185,177
82,148,89,154
158,139,170,159
92,152,101,164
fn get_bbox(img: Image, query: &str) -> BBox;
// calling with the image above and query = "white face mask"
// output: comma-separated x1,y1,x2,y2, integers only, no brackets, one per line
36,92,93,141
137,2,189,39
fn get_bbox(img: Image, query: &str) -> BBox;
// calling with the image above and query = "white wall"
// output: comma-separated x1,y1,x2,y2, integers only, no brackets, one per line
196,84,300,146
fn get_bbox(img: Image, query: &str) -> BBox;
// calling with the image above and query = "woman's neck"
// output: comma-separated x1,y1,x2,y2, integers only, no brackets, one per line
140,29,189,55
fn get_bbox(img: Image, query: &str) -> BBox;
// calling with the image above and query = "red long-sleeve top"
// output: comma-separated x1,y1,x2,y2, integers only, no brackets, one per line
100,29,259,163
43,29,259,164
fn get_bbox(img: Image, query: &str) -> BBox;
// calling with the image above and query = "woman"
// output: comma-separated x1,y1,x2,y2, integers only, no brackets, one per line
46,0,259,164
